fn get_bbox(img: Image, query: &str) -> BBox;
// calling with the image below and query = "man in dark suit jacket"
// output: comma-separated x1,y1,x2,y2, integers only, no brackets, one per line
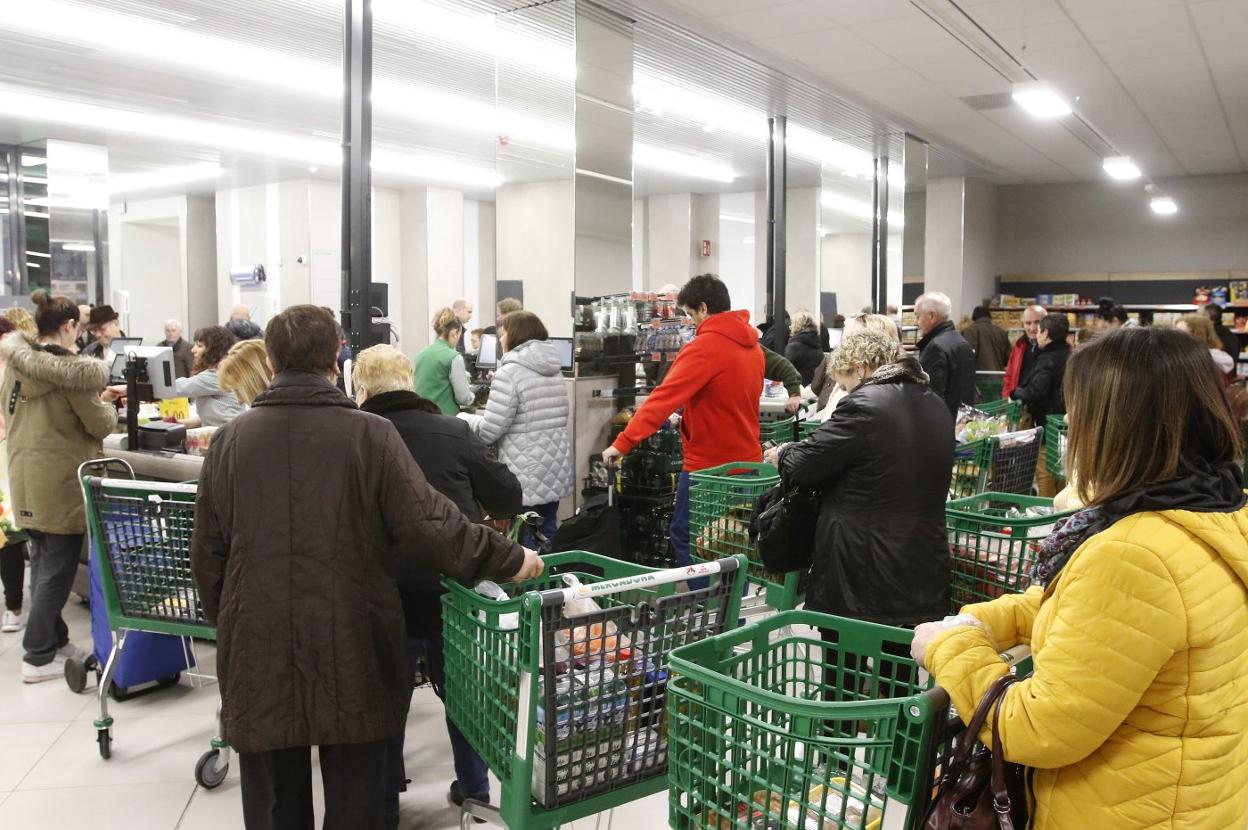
158,319,194,378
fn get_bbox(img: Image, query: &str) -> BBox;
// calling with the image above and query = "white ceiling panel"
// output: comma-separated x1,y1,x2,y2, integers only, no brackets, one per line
909,51,1009,98
847,15,965,65
713,1,836,40
1057,0,1184,20
761,28,898,76
671,0,790,16
1150,115,1244,174
803,0,915,26
1071,4,1192,42
991,19,1087,51
951,0,1068,31
980,106,1101,176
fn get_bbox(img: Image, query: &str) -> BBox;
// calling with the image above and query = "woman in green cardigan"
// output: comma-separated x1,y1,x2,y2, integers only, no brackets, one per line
413,308,475,416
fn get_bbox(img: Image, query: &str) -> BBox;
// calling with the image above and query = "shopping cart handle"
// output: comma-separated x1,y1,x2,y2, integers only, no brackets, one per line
538,555,743,608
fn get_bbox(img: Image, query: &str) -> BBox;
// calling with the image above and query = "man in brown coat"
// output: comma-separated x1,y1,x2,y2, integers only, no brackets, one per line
190,305,542,830
962,305,1011,371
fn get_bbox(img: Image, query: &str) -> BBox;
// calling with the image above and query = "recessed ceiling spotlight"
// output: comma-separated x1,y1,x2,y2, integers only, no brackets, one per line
1150,196,1178,216
308,166,319,174
1102,156,1141,181
1011,81,1072,119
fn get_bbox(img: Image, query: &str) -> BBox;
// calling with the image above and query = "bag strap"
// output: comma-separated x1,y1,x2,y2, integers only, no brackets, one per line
942,673,1018,780
991,681,1020,830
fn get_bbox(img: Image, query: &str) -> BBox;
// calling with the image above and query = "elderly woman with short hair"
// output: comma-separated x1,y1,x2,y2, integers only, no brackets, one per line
776,328,954,626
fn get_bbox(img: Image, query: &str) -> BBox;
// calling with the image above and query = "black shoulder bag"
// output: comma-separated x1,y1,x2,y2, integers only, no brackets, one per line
749,478,820,574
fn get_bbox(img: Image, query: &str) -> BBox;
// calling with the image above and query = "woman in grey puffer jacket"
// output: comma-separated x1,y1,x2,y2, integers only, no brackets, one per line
478,311,573,548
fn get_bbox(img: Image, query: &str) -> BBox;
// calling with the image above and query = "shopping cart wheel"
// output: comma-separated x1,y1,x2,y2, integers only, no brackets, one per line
97,728,111,760
65,657,89,694
195,749,229,789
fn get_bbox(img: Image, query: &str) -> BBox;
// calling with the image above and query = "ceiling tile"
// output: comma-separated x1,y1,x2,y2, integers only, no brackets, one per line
991,19,1086,51
803,0,916,26
847,15,964,65
957,0,1068,31
713,1,836,40
1059,0,1184,20
909,51,1010,98
760,27,897,75
1150,115,1245,174
671,0,793,17
1072,4,1191,42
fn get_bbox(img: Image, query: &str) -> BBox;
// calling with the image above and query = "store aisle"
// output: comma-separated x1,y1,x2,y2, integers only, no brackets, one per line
0,597,668,828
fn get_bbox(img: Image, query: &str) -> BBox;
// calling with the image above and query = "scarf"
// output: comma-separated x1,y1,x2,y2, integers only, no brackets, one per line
860,354,929,388
1032,458,1246,586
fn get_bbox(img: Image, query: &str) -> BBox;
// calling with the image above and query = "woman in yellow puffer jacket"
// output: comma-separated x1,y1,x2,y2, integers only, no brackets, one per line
912,326,1248,830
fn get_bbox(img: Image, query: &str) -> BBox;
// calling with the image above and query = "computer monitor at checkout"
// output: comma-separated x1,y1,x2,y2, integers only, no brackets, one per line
476,333,499,370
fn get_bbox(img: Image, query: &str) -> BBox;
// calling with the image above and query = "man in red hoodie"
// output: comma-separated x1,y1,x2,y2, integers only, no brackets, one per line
602,274,764,574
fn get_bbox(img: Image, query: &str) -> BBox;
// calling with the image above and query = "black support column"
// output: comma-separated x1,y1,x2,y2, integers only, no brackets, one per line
341,0,373,350
871,155,889,313
765,116,787,349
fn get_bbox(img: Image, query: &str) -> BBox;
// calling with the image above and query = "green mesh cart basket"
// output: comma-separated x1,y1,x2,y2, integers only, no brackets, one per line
949,439,992,500
972,398,1022,431
81,472,230,789
759,417,798,447
974,371,1004,403
1045,414,1068,478
441,552,747,829
945,493,1074,614
668,611,939,830
668,612,1032,830
689,462,803,611
799,420,823,440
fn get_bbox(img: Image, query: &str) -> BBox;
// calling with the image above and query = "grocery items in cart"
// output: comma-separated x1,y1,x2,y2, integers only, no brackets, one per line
954,402,1010,444
946,493,1073,613
441,552,747,829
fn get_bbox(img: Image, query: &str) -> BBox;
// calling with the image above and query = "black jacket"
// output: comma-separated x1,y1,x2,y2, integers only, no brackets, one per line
779,359,953,626
1011,341,1070,425
784,329,824,387
1215,324,1240,363
360,390,523,640
918,320,977,416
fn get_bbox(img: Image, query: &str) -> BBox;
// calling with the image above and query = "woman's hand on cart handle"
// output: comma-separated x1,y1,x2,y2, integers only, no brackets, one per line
509,548,545,582
911,614,991,669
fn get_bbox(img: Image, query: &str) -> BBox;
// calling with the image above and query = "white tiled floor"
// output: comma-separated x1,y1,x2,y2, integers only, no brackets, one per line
0,597,668,828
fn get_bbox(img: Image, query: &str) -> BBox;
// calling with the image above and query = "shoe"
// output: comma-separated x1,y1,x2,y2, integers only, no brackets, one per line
57,642,89,662
1,610,25,632
21,655,67,684
448,781,489,824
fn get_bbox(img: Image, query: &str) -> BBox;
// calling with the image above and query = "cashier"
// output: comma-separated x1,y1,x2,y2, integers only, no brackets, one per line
174,326,245,427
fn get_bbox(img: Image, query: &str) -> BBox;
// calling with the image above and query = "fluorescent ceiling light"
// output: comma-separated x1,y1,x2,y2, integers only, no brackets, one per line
25,209,49,219
26,261,41,269
0,88,499,191
1150,196,1178,215
821,191,904,229
110,163,224,194
20,155,45,167
634,145,735,183
63,243,96,252
1102,156,1141,181
26,250,50,258
1011,81,1072,119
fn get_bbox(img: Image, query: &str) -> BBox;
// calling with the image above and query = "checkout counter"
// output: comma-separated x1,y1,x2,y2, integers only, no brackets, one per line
102,433,203,483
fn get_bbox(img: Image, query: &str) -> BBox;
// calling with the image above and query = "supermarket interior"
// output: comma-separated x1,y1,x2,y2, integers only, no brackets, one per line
2,0,1248,828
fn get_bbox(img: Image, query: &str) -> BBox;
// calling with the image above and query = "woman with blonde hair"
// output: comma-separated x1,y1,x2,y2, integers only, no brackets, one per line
810,313,900,417
1176,313,1235,377
352,344,522,822
3,307,36,339
774,328,953,629
413,308,473,415
784,308,824,386
217,339,272,406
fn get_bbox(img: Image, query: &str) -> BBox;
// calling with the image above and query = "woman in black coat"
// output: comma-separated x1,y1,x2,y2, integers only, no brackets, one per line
784,310,825,387
1010,313,1071,426
777,329,953,627
353,345,523,822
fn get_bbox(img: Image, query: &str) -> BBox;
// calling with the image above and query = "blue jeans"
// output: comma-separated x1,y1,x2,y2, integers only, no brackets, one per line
385,638,489,823
521,502,558,552
670,472,708,590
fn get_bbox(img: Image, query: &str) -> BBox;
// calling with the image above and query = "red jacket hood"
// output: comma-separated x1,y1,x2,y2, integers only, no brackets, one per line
696,309,760,348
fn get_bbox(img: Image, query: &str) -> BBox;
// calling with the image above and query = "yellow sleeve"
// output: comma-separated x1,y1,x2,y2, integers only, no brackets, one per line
927,538,1185,769
958,585,1043,649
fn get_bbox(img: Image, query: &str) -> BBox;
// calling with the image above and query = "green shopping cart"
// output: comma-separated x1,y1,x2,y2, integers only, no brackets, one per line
1044,414,1068,478
667,611,1031,830
81,474,230,789
689,462,804,612
441,551,747,829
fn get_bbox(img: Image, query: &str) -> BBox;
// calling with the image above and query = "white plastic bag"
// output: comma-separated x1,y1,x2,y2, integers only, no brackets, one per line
475,580,518,630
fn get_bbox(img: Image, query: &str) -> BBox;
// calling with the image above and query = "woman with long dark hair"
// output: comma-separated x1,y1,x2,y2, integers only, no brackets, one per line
174,325,243,427
913,326,1248,829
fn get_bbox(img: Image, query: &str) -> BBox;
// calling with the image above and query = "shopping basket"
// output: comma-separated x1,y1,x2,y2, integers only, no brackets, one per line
986,427,1044,495
946,492,1073,613
81,473,230,789
1045,414,1068,478
442,552,747,829
759,417,797,447
799,419,823,440
949,438,992,500
689,462,803,611
668,611,1031,830
972,398,1022,431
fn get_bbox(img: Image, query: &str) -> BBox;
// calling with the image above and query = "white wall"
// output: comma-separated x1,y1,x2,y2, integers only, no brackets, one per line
646,194,693,290
821,234,873,317
632,199,646,292
963,177,997,311
718,192,759,320
996,172,1248,275
496,180,574,337
119,222,180,342
184,196,218,333
785,187,821,318
477,201,496,326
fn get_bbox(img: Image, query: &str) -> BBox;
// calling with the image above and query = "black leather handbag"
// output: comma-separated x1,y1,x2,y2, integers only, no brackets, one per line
749,481,820,573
